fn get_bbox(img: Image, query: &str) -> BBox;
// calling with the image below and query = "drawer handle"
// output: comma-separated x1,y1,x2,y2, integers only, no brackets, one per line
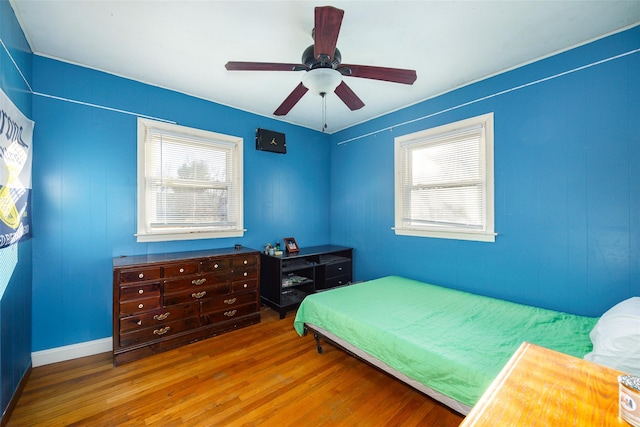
243,272,248,277
192,291,207,299
243,259,248,265
243,283,248,288
153,312,170,321
214,263,219,269
179,268,184,273
192,278,207,286
138,303,144,309
153,326,170,336
138,289,144,294
138,273,144,279
338,267,343,271
224,310,237,317
224,298,237,305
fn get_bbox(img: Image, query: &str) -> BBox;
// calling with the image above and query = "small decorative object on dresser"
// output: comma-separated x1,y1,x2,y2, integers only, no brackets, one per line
113,247,260,366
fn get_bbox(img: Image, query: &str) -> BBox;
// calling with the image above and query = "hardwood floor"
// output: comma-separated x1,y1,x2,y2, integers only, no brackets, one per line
8,307,464,426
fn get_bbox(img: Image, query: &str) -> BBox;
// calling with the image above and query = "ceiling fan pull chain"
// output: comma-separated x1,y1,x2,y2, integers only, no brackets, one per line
322,92,328,132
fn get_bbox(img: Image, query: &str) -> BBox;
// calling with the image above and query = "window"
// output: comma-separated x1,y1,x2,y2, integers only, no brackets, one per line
394,112,495,242
136,118,244,242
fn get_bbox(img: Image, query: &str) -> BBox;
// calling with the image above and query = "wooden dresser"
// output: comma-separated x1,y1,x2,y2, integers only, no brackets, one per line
113,247,260,366
460,342,627,426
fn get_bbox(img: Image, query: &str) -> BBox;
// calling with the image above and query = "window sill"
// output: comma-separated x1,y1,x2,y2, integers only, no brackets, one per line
136,229,246,243
393,227,496,243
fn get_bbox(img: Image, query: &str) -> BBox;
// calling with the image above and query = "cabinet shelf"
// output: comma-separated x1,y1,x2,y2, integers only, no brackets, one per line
260,245,353,319
282,274,313,288
282,260,315,273
320,254,350,264
280,288,308,306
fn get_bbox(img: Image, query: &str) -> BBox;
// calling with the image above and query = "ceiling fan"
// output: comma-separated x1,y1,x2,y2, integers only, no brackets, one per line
225,6,417,117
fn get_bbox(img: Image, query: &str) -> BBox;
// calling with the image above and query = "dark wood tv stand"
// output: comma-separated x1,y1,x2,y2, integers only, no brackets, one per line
260,245,353,318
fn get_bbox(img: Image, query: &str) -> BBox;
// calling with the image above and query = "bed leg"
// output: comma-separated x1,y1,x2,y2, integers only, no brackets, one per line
313,333,324,354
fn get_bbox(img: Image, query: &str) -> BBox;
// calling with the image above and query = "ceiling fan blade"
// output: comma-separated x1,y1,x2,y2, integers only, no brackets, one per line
314,6,344,63
338,64,417,85
274,83,309,116
225,61,307,72
334,81,365,111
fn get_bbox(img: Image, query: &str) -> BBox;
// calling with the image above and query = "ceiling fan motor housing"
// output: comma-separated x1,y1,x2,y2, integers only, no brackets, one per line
302,45,341,69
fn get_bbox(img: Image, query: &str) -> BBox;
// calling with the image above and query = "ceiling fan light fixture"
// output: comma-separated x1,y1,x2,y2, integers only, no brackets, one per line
302,68,342,96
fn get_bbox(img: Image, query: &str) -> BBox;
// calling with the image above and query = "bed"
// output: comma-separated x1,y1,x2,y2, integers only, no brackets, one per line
293,276,599,415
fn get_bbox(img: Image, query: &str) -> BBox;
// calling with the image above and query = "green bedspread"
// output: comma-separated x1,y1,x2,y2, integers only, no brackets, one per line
293,276,598,407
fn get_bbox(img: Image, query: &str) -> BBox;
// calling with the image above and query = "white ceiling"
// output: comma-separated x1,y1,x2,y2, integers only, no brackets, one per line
9,1,640,133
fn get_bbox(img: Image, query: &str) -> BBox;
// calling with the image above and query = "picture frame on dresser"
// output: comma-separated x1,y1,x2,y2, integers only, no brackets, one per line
284,237,299,253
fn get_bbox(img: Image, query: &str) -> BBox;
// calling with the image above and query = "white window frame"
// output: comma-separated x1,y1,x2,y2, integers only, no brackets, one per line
394,112,495,242
136,118,244,242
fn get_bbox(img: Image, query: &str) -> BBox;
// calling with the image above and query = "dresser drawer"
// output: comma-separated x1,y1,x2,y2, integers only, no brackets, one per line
231,266,258,281
326,261,351,278
231,278,258,293
119,316,199,347
120,303,198,333
201,302,258,325
200,258,230,273
232,255,258,268
163,262,199,278
201,291,257,313
163,272,228,293
119,266,162,283
120,283,160,302
163,284,231,306
120,296,161,315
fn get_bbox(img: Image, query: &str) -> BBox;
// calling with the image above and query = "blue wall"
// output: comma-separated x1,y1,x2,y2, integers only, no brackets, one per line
330,27,640,317
0,0,32,417
30,59,331,351
24,19,640,354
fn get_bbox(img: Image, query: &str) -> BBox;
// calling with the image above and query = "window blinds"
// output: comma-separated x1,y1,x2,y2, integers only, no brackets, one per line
400,124,485,230
145,127,238,231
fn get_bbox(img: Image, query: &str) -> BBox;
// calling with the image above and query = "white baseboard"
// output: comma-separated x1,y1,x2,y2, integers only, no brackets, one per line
32,337,113,367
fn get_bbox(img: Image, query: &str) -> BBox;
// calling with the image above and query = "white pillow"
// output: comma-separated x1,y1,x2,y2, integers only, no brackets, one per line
584,297,640,376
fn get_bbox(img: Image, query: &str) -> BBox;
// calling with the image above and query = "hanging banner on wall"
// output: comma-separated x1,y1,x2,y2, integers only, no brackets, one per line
0,88,33,248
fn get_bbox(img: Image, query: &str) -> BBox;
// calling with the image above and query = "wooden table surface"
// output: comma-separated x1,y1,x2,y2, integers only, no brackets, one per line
460,342,629,426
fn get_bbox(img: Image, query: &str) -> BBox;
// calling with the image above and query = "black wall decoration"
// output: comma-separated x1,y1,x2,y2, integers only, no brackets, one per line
256,128,286,154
